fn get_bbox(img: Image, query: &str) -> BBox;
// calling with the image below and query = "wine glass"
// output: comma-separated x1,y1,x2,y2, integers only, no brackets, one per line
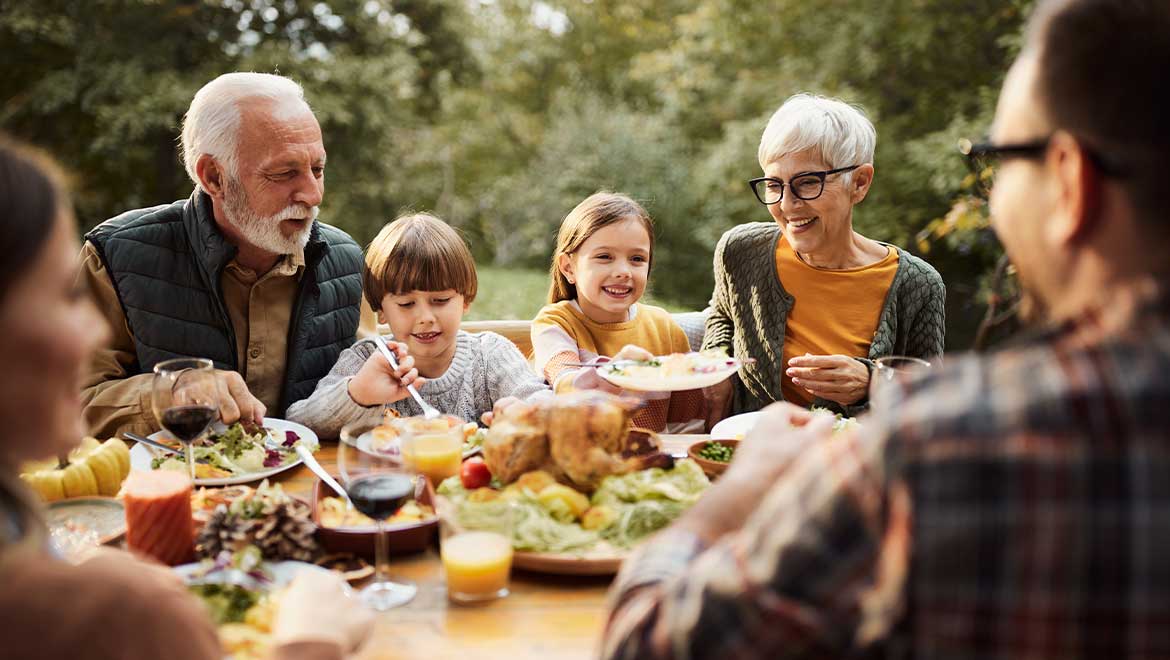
152,358,219,482
869,356,932,403
339,421,419,610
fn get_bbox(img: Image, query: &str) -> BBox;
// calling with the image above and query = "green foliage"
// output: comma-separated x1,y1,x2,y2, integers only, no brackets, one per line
3,0,1033,347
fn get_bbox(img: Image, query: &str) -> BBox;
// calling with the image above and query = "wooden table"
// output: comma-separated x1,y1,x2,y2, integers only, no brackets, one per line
269,435,705,660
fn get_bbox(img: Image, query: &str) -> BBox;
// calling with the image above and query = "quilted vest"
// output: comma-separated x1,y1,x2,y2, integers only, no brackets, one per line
85,191,363,414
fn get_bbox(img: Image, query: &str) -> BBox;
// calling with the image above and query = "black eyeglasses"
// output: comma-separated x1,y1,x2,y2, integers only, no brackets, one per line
748,165,861,205
958,137,1126,197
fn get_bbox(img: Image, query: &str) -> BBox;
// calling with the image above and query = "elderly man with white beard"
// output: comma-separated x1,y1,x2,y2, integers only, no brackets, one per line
79,72,374,438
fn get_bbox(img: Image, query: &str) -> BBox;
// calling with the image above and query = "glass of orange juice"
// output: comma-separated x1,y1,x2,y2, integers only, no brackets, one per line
440,499,514,603
398,418,463,489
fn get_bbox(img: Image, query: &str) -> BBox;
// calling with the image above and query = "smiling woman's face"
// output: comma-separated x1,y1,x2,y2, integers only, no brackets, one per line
0,209,108,464
763,148,872,256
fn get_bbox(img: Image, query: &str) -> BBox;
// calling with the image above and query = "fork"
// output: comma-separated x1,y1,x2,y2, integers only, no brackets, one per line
372,334,442,420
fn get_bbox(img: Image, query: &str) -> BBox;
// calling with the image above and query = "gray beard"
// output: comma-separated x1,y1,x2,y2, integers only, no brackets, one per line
222,176,317,255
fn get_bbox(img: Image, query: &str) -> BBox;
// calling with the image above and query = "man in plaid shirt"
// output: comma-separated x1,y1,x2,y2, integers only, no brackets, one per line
602,1,1170,658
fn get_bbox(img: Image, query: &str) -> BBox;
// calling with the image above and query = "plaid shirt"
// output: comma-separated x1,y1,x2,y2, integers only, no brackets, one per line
602,292,1170,659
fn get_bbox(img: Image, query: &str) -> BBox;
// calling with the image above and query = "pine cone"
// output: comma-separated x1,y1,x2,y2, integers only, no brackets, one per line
196,490,320,561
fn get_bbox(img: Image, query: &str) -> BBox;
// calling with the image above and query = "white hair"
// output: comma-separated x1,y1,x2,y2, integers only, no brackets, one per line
181,72,312,191
757,94,876,178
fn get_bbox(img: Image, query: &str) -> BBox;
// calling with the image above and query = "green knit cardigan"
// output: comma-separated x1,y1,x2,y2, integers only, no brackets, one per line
702,222,946,417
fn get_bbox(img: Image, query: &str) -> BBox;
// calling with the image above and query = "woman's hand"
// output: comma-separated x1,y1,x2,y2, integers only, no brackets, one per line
273,568,373,651
786,354,869,406
347,340,426,407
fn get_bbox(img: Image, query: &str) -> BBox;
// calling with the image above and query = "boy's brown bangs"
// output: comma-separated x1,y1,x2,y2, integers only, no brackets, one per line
364,215,478,310
381,236,477,298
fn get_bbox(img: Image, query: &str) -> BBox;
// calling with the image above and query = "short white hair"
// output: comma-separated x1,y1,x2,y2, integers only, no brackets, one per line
181,72,312,191
757,94,876,175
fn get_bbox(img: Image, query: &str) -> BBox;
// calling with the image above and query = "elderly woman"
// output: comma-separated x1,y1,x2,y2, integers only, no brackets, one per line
703,94,945,419
0,137,370,659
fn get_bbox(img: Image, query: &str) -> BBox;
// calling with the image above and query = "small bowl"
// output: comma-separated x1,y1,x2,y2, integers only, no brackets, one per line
687,439,740,479
311,476,438,559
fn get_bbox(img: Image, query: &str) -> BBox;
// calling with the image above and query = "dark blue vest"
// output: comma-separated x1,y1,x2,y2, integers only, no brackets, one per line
86,191,363,414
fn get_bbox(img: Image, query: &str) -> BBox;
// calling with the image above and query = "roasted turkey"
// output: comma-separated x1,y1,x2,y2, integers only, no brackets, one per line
483,391,672,492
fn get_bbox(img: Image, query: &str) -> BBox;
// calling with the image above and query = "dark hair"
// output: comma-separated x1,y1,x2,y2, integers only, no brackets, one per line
362,212,478,311
0,136,67,299
1028,0,1170,224
547,192,655,304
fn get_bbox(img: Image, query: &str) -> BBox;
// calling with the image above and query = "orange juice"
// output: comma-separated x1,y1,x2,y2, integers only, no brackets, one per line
441,531,513,601
404,433,461,487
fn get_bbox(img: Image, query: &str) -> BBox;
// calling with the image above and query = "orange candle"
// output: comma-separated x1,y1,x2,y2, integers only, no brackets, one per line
123,470,195,566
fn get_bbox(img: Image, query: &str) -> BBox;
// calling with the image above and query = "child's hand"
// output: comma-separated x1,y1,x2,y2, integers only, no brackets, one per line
347,339,426,407
570,364,624,395
481,396,520,426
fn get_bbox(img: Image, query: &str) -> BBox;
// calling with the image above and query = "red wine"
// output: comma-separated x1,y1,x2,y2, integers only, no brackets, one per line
161,405,217,443
347,474,415,520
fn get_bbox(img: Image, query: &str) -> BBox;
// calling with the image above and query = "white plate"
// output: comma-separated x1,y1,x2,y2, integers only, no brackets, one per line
130,417,319,486
709,411,764,440
597,360,742,392
174,559,334,588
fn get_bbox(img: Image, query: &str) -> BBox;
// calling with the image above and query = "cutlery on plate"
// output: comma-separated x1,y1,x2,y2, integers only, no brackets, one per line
371,334,442,420
122,431,183,456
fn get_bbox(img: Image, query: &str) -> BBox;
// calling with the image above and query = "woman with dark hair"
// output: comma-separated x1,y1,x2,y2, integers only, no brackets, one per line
0,136,370,660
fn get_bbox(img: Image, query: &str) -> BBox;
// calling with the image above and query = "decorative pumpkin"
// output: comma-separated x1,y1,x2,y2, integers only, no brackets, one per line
20,437,131,502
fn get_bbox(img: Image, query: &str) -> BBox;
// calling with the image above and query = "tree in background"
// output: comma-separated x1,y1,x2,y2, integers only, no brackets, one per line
2,0,1029,348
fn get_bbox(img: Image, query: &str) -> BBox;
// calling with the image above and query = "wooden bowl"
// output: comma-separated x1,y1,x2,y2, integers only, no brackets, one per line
687,439,739,479
311,476,438,559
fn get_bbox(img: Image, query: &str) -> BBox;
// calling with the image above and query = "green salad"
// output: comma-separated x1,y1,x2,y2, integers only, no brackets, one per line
438,459,710,554
151,422,309,477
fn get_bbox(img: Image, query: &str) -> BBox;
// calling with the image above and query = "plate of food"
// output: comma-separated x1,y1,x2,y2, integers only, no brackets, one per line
459,390,711,574
46,496,126,561
597,350,745,392
130,418,319,486
438,457,711,576
177,553,337,660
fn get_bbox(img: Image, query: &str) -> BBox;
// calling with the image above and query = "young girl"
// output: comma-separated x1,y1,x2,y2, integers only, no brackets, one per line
287,213,549,438
532,192,704,432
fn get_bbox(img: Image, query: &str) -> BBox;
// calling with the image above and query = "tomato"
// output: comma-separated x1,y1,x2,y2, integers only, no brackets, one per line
460,457,492,490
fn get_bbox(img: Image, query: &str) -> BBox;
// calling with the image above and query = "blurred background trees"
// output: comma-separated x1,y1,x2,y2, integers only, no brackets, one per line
2,0,1030,347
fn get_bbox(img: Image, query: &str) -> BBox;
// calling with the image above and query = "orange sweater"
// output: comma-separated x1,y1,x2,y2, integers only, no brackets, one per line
775,235,899,405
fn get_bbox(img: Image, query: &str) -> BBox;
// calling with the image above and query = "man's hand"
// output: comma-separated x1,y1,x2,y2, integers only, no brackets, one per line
347,340,425,407
211,369,266,425
273,568,373,651
786,354,870,406
675,403,836,544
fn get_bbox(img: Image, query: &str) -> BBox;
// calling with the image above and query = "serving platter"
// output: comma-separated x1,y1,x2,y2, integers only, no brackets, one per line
512,549,622,576
130,417,319,486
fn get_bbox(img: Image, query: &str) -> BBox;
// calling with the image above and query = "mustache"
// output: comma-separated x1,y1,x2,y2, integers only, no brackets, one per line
271,204,319,222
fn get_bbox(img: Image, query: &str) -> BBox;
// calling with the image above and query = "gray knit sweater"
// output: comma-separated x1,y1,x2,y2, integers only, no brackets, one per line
286,330,551,439
702,222,946,417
